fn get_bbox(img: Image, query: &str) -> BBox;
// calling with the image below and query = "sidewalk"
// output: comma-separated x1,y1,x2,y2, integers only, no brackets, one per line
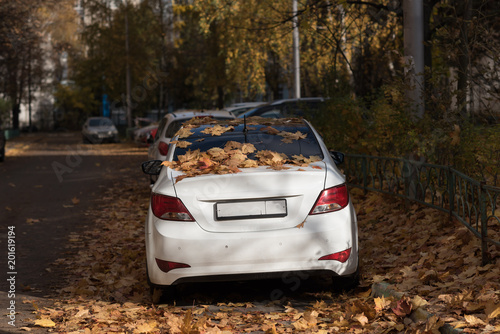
0,292,52,333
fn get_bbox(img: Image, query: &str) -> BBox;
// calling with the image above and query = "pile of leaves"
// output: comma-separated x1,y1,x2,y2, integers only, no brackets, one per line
29,172,499,333
163,117,322,181
162,141,322,182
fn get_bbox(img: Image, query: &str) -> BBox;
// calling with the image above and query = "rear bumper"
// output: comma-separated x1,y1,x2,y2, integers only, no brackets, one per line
146,204,358,286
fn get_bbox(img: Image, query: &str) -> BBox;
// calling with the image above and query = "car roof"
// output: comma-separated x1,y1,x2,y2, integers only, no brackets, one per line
165,109,235,120
269,97,325,105
179,117,311,139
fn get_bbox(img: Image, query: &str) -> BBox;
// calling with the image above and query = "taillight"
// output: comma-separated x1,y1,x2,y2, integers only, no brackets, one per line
158,141,169,156
309,184,349,215
155,258,191,273
318,248,351,263
151,193,194,221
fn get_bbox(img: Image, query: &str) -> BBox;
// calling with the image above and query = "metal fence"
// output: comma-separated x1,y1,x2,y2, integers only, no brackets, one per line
344,154,500,265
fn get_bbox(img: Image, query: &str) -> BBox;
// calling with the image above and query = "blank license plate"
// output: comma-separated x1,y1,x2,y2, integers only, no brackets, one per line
216,200,287,220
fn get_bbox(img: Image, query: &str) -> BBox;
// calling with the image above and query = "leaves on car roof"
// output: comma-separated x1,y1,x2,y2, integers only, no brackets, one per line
278,130,307,143
176,127,194,138
174,116,305,139
162,140,323,182
201,124,235,136
165,117,322,181
169,140,192,148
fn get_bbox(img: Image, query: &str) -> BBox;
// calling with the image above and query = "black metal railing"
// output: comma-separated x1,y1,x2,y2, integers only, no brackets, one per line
344,154,500,265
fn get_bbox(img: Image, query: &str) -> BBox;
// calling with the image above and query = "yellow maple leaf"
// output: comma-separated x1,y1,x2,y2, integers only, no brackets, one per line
464,314,486,326
354,313,369,326
260,126,280,135
161,161,176,168
240,159,258,168
488,306,500,319
201,124,234,136
34,318,56,328
198,157,214,170
224,141,242,151
374,296,391,312
133,320,158,334
278,131,307,143
170,140,192,148
241,143,256,154
175,127,194,138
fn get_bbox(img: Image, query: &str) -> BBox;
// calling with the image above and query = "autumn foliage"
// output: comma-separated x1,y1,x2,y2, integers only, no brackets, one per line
29,163,499,333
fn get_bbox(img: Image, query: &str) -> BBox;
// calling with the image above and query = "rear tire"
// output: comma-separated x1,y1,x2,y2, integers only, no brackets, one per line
147,264,175,304
332,266,360,292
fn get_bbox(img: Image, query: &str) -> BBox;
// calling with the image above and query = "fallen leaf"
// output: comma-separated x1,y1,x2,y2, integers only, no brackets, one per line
464,314,486,326
354,313,369,326
260,126,280,135
175,127,194,138
278,130,307,143
296,220,306,229
487,305,500,319
170,140,192,148
412,295,429,309
374,296,391,312
34,318,56,328
392,297,412,317
201,125,234,136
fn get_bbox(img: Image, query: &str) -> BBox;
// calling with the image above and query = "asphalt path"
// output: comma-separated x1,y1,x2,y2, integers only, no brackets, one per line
0,131,147,333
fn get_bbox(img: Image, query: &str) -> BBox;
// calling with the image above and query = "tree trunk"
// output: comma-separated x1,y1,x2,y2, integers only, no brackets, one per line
457,0,472,120
12,103,20,130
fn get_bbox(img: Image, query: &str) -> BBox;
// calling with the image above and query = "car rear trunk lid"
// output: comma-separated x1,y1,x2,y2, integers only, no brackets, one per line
171,164,326,232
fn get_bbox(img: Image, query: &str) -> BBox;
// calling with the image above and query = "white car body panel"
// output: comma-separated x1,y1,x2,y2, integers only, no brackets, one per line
144,118,358,289
168,164,326,232
146,203,357,286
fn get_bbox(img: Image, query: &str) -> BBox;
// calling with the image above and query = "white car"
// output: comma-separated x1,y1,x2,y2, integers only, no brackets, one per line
81,117,119,144
147,110,235,160
142,117,359,303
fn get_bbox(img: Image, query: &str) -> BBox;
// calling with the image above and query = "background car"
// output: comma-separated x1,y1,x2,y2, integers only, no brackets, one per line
133,123,158,146
82,117,119,144
224,102,265,117
147,109,235,161
238,97,326,119
142,117,359,303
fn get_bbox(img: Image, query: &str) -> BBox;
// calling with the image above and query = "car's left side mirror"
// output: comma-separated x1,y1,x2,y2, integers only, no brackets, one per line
329,151,344,165
141,160,163,175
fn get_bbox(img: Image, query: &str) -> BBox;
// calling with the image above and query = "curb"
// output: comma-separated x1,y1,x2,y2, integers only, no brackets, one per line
371,282,464,334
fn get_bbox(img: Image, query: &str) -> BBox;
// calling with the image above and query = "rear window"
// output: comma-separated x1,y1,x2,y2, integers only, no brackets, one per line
173,124,324,160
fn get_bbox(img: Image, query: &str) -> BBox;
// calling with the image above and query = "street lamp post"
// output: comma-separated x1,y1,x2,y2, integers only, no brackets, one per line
292,0,300,99
124,1,132,130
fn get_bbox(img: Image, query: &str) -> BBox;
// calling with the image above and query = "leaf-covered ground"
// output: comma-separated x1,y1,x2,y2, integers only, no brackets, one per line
30,171,499,333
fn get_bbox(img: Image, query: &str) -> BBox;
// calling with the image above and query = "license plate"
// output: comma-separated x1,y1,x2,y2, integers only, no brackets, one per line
216,200,287,220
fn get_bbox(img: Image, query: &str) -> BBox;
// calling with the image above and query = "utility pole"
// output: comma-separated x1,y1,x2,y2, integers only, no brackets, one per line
403,0,424,118
292,0,300,99
124,1,132,129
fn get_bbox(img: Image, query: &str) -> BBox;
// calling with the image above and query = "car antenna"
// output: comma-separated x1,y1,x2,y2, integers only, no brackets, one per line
243,115,248,143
